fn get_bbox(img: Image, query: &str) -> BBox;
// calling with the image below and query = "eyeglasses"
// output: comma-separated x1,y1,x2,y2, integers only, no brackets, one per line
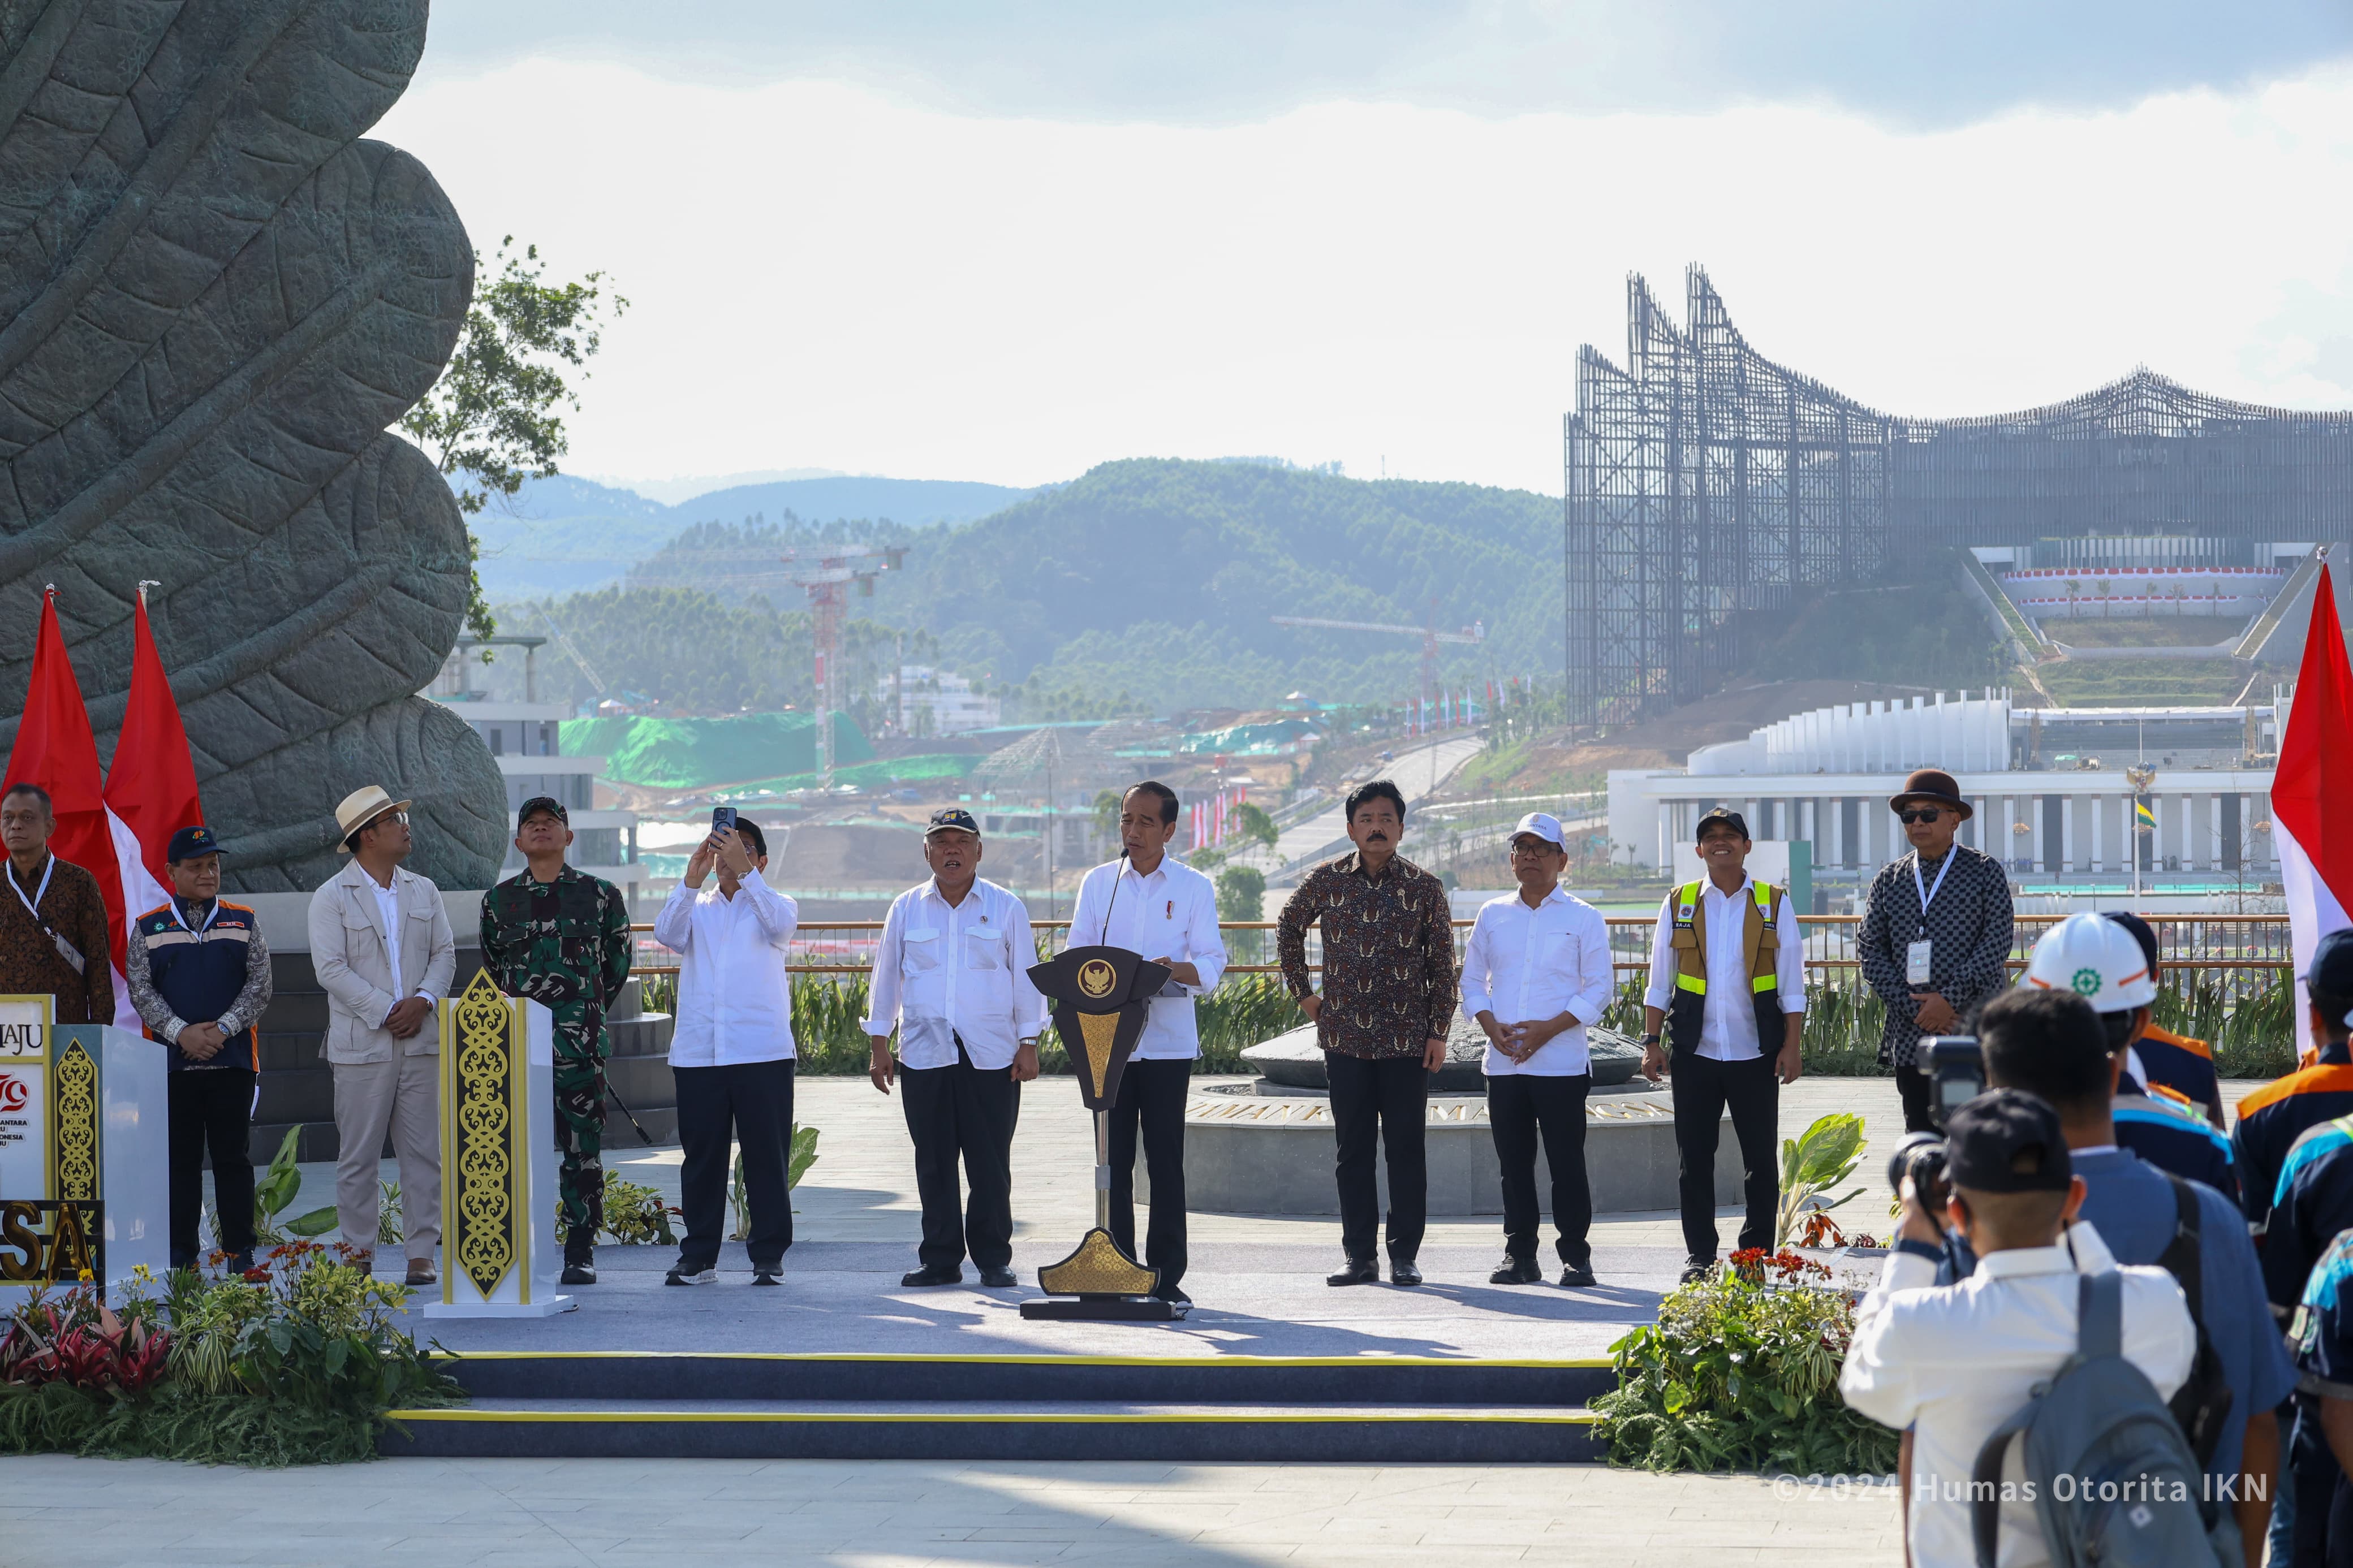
1898,809,1943,824
1508,841,1559,857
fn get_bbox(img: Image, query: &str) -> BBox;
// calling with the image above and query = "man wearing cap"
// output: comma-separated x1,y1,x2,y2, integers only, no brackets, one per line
1840,1088,2196,1568
2234,930,2353,1243
126,826,274,1271
863,807,1046,1289
1977,986,2292,1560
308,786,456,1284
1639,807,1806,1282
1858,767,2016,1133
1460,813,1614,1286
0,782,114,1026
479,797,634,1286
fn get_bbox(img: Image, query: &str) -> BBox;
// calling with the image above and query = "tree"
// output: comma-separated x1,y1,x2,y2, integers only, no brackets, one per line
1215,865,1268,964
1232,801,1280,854
1092,789,1124,841
402,237,628,639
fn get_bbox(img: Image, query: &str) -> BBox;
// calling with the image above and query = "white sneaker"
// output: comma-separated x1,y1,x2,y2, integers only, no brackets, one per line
664,1264,717,1286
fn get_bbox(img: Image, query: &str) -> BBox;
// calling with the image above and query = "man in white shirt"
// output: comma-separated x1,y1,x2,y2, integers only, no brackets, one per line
864,809,1045,1289
1460,813,1615,1288
652,817,799,1286
1840,1090,2196,1568
1638,807,1807,1281
1067,781,1227,1305
308,785,455,1286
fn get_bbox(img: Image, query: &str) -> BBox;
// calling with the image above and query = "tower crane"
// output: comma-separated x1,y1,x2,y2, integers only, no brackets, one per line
1270,602,1484,718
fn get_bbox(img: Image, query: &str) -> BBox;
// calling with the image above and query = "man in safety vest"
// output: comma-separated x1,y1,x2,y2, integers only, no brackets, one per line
1640,807,1805,1282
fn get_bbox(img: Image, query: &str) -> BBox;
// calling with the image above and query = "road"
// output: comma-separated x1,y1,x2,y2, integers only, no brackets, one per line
1246,735,1487,882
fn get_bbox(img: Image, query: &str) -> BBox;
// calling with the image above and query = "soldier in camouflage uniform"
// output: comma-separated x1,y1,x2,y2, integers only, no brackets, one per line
479,796,634,1285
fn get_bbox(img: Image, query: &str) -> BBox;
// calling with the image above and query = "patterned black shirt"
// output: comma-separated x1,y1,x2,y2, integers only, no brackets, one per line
1857,843,2015,1068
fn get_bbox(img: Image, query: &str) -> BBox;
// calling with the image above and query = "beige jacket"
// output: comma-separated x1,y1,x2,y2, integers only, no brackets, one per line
307,859,456,1064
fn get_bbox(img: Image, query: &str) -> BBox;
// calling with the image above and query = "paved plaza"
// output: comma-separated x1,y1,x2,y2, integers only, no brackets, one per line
8,1069,2237,1563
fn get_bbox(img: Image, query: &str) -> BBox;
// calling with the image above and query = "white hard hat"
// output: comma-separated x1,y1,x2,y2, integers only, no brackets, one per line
2022,912,2157,1012
1511,811,1565,848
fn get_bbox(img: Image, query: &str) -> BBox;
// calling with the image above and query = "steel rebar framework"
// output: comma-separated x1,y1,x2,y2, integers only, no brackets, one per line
1566,267,2353,725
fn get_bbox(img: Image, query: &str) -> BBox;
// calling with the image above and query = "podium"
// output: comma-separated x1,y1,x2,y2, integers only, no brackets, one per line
0,996,167,1296
1022,945,1182,1321
425,970,574,1318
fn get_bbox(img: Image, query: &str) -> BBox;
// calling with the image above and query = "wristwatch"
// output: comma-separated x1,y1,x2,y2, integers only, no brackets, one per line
1640,1033,1661,1048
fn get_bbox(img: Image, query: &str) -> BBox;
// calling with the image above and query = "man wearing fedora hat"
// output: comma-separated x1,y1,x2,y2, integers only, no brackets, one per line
307,785,456,1284
1858,767,2015,1132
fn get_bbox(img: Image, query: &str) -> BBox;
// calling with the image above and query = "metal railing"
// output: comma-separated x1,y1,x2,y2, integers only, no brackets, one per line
626,912,2294,983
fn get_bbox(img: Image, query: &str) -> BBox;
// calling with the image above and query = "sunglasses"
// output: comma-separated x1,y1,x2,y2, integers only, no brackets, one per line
1898,808,1945,824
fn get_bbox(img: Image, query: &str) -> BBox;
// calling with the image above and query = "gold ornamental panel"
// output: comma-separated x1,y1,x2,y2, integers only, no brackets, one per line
1075,1010,1119,1100
1037,1228,1156,1296
52,1040,96,1202
450,970,516,1299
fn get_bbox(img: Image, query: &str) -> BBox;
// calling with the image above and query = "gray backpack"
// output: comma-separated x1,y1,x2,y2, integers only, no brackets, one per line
1970,1269,2229,1568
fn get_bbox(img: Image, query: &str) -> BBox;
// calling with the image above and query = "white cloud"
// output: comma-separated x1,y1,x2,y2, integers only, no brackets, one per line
374,59,2353,494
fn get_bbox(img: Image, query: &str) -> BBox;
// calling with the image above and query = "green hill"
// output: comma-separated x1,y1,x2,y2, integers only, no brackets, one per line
614,458,1563,714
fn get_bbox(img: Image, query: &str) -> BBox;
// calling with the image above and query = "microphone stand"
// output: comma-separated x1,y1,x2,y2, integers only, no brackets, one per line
1088,848,1129,1235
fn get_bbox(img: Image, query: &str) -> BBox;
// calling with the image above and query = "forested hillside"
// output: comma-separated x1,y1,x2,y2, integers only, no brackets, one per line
517,459,1565,715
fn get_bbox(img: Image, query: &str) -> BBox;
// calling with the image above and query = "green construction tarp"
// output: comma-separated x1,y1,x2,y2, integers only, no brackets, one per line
559,712,877,791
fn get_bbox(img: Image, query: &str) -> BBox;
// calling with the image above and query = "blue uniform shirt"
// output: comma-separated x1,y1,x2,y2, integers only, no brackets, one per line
2232,1042,2353,1236
2134,1024,2223,1121
2265,1116,2353,1314
2114,1071,2239,1206
1949,1148,2298,1485
2291,1229,2353,1399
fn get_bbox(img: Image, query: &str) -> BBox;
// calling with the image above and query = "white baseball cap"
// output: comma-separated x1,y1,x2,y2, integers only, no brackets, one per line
1510,812,1565,849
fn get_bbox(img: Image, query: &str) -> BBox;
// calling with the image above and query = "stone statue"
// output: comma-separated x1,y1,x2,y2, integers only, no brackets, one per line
0,0,503,891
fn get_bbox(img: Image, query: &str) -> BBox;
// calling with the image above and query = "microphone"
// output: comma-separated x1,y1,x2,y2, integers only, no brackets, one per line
1097,845,1130,942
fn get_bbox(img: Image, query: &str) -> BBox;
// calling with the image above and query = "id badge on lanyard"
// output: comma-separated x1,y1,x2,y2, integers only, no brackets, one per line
1906,852,1955,989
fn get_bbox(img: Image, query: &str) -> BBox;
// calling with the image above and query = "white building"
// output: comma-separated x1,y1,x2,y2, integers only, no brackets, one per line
891,664,1000,737
1608,690,2283,893
427,639,644,895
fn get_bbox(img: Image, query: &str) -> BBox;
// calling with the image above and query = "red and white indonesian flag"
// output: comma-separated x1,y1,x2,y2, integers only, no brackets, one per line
1,588,202,1029
2277,561,2353,1061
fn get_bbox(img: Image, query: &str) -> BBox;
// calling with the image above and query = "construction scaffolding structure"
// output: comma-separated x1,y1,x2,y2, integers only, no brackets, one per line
1566,266,2353,726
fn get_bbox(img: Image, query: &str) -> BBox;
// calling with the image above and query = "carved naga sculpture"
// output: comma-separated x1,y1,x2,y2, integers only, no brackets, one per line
0,0,504,891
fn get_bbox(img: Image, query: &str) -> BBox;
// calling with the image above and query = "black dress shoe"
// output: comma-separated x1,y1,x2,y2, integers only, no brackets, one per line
1326,1257,1381,1286
977,1265,1018,1288
560,1262,597,1285
1489,1256,1541,1285
751,1270,782,1286
1389,1259,1423,1287
1558,1263,1597,1288
1678,1256,1716,1284
901,1264,963,1288
1153,1283,1192,1305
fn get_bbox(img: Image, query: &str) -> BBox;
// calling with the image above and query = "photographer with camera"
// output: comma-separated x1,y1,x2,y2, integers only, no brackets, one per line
1967,985,2292,1565
1842,1088,2196,1568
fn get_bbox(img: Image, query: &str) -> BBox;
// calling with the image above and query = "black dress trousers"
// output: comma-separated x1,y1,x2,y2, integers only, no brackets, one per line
1670,1049,1779,1261
169,1066,256,1265
899,1033,1022,1272
1326,1051,1429,1264
674,1057,796,1272
1107,1056,1192,1291
1486,1072,1592,1268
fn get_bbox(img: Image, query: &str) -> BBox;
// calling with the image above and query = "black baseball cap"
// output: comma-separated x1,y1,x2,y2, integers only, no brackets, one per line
518,796,568,826
166,824,223,863
2309,928,2353,1001
1695,806,1749,841
2104,912,2160,975
926,807,981,838
1944,1089,2074,1194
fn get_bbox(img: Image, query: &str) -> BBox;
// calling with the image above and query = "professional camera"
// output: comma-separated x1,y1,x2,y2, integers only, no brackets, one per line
1882,1037,1986,1217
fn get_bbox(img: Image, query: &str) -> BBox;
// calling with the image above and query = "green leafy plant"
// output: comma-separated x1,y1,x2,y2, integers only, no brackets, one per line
1593,1260,1896,1475
730,1124,821,1241
1,1245,463,1467
376,1180,403,1248
253,1126,337,1242
1775,1113,1867,1247
553,1172,679,1247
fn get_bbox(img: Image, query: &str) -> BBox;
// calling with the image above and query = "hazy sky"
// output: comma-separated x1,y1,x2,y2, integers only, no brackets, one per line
377,5,2353,495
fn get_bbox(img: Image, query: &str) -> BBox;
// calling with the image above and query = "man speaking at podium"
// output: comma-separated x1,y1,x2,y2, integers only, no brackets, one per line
1067,782,1226,1306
